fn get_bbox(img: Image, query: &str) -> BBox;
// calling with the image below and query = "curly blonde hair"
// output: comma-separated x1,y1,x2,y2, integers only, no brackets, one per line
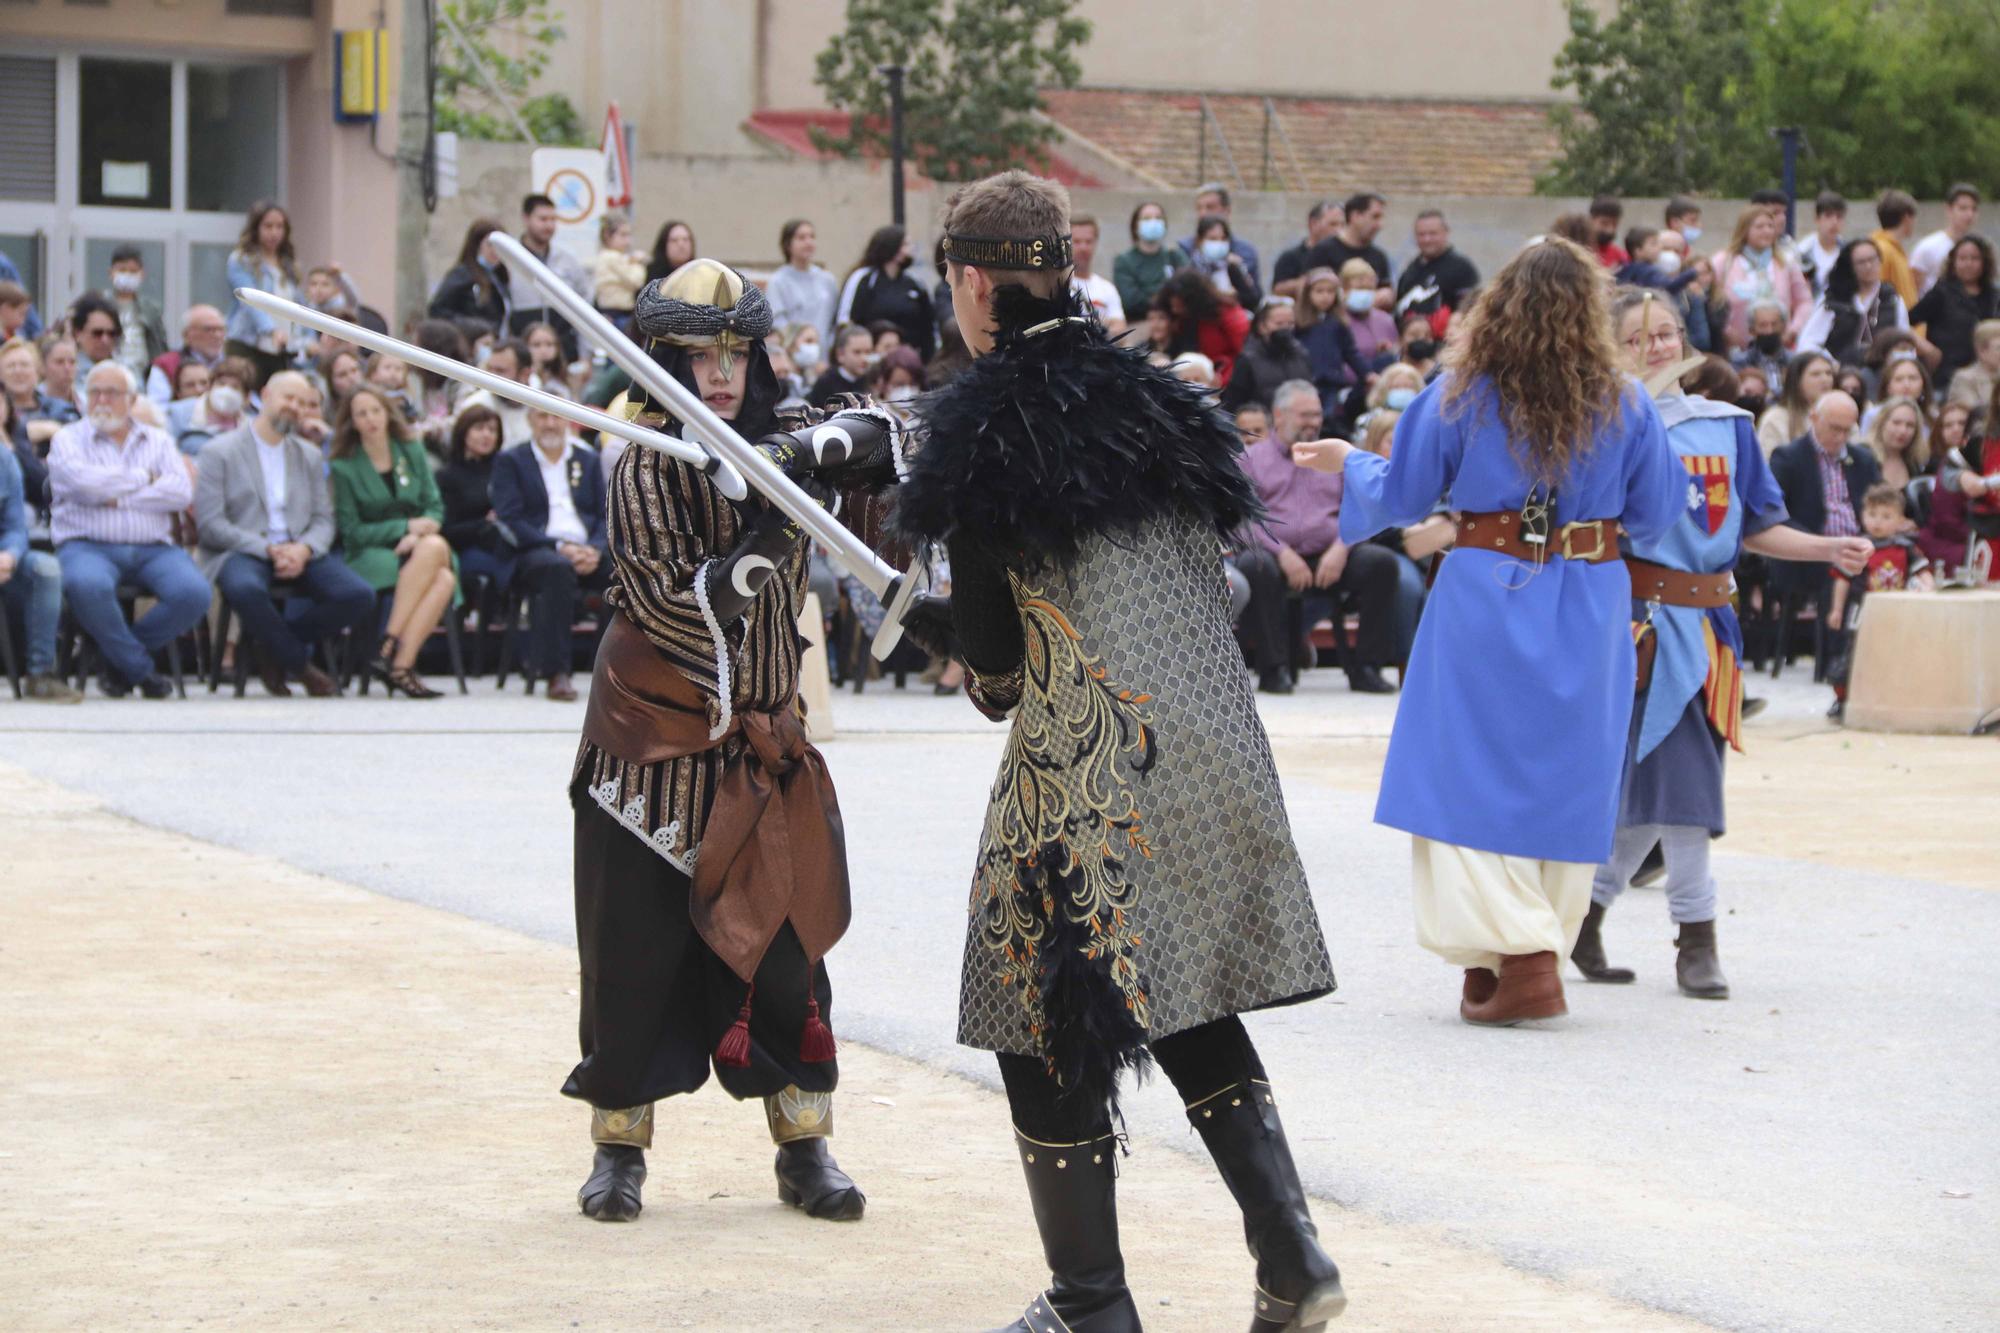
1442,236,1625,485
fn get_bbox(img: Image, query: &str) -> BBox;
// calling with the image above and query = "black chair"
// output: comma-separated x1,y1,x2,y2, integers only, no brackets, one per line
0,601,21,698
351,588,470,696
208,584,347,697
63,583,188,698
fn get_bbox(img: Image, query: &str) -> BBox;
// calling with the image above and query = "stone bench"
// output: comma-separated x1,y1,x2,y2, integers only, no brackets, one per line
1846,589,2000,734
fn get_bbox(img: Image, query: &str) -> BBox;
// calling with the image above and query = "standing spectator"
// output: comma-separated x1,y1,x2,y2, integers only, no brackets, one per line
292,265,361,368
1306,192,1393,301
1067,215,1125,333
68,295,123,385
452,338,534,447
3,338,76,517
1869,190,1922,312
1397,314,1441,380
1395,210,1480,327
1799,191,1848,296
1339,258,1400,366
1909,235,1999,393
167,356,254,457
644,220,697,285
104,246,167,377
0,251,42,339
39,336,82,417
146,305,227,406
1947,319,2000,411
837,225,935,361
808,323,873,405
0,438,78,700
1272,200,1343,299
1222,296,1311,412
1237,379,1401,694
1910,184,1980,297
1757,349,1836,455
1711,205,1813,351
1179,182,1262,297
522,321,567,389
1155,268,1249,387
1296,269,1370,420
1189,216,1259,306
1730,300,1791,391
1659,235,1716,353
590,212,648,331
1588,196,1629,267
508,193,592,358
1917,401,1977,572
48,363,210,697
327,384,456,698
1664,196,1703,244
766,218,840,344
405,320,472,450
869,345,927,404
194,371,374,697
436,405,513,598
489,397,610,701
1113,201,1188,318
317,347,364,406
428,220,511,334
224,200,300,387
1798,239,1910,366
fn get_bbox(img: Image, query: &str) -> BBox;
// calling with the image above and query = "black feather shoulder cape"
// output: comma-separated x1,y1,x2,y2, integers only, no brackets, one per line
889,286,1260,567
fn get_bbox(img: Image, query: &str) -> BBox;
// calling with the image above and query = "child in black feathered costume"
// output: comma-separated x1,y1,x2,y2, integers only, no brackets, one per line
890,172,1343,1333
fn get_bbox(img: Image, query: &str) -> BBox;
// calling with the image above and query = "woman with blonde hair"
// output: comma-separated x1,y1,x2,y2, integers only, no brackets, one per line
1292,238,1689,1027
1864,395,1930,489
1710,205,1813,350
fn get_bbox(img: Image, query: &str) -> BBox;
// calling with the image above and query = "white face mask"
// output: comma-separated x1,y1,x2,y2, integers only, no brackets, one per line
1656,251,1683,276
862,352,882,369
111,271,143,295
208,385,244,417
885,385,917,403
793,341,823,368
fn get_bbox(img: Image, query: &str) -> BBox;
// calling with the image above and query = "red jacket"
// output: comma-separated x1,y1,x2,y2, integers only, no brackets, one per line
1198,304,1251,386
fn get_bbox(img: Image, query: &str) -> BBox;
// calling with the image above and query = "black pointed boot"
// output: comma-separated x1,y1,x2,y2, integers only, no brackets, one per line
1572,900,1636,983
990,1130,1142,1332
578,1103,651,1221
1189,1083,1346,1331
1675,920,1730,999
767,1088,866,1221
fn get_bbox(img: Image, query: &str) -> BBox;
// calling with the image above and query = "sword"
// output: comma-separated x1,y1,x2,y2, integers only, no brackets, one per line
233,287,748,500
487,234,921,655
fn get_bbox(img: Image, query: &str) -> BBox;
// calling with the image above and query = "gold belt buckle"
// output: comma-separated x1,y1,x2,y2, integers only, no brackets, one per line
1560,521,1607,562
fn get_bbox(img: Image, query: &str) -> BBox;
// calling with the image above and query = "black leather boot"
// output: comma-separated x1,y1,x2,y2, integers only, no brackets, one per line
1572,900,1636,983
767,1088,865,1221
1189,1083,1346,1331
1675,920,1730,999
990,1130,1142,1332
579,1103,650,1221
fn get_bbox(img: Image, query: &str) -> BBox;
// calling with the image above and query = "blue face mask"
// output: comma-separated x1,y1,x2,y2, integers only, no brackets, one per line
1385,386,1418,410
1681,225,1703,244
1136,217,1167,244
1345,288,1376,314
1200,238,1231,262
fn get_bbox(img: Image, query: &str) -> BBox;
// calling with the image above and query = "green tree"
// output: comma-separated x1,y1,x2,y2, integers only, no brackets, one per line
813,0,1093,183
434,0,587,146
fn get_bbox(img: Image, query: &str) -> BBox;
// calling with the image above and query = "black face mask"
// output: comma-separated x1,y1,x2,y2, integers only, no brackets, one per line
1754,332,1784,356
1405,339,1437,361
1737,394,1768,416
1266,329,1298,353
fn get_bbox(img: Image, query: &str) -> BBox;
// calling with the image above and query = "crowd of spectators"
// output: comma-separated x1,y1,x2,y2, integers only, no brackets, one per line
5,177,1996,707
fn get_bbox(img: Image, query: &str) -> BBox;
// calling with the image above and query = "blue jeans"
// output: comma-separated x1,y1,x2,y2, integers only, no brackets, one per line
56,540,212,685
214,551,377,672
1,550,63,675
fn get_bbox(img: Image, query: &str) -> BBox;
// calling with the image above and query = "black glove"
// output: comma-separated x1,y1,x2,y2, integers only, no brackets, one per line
702,477,837,621
897,591,957,661
754,411,897,486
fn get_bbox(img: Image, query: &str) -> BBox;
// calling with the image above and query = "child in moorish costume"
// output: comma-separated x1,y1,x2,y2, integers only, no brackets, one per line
1573,288,1870,997
890,171,1343,1333
1818,481,1931,718
564,257,897,1225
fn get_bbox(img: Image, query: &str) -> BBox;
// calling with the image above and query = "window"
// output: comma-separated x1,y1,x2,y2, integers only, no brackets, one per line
0,56,57,202
226,0,314,14
79,58,171,209
187,64,282,214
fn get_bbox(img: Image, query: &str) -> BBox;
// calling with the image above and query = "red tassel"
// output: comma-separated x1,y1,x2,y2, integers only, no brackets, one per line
715,985,753,1068
799,996,837,1062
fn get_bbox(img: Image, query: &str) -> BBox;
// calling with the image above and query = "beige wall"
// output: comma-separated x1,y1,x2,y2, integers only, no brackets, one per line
0,0,317,55
290,0,404,320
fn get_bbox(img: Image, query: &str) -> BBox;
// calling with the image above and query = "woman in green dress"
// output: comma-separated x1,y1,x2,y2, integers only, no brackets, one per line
328,384,457,698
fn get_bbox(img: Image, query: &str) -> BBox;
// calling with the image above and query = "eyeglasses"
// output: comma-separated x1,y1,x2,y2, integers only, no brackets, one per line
1623,329,1681,352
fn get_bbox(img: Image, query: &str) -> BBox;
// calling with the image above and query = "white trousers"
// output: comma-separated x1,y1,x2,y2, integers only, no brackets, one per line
1412,836,1597,973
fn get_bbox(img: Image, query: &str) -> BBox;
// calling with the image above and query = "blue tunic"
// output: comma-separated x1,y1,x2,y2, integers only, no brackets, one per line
1339,374,1687,863
1617,395,1788,834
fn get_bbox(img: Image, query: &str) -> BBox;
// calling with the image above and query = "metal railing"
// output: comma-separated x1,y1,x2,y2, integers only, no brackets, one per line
1194,96,1305,191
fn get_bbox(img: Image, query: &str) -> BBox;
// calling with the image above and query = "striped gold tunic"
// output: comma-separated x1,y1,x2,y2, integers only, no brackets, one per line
570,417,814,873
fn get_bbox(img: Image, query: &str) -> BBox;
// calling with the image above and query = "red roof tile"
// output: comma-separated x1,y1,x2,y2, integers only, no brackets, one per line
744,110,1105,188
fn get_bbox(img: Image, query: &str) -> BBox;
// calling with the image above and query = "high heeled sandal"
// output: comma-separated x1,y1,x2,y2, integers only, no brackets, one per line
367,633,402,686
385,666,442,699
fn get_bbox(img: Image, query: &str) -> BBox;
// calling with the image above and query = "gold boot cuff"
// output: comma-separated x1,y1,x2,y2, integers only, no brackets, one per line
764,1086,832,1144
591,1103,654,1148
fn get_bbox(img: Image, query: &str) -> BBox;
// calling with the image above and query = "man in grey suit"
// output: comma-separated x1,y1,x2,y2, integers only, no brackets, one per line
195,372,375,696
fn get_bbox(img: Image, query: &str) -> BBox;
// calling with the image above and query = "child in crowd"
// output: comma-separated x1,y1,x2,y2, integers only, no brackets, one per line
807,323,872,405
364,352,414,419
1826,483,1935,713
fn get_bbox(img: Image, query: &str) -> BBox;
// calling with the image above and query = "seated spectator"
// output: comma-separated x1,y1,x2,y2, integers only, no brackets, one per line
1397,314,1440,379
317,347,364,407
1864,395,1929,490
809,323,873,406
1835,365,1871,416
451,338,534,447
766,218,840,344
645,219,697,285
2,338,78,520
1181,182,1264,302
1366,363,1427,416
1916,400,1977,572
1768,390,1879,609
1155,268,1249,386
1947,319,2000,412
1168,352,1216,388
1232,402,1270,449
1909,235,1999,395
69,294,124,384
1734,363,1771,418
407,320,471,450
166,356,255,456
328,384,457,698
225,200,302,387
364,352,414,419
1338,258,1399,367
1757,349,1836,456
1356,407,1454,671
1113,201,1189,318
170,358,212,404
194,371,374,697
1682,354,1742,404
0,418,79,701
146,302,228,405
1272,200,1342,300
1730,300,1790,391
489,396,609,702
1235,379,1399,694
0,282,31,343
1396,210,1480,327
437,405,513,597
522,320,568,391
1067,214,1126,334
49,362,210,697
428,219,512,334
866,319,903,361
1189,215,1259,307
37,335,82,417
1296,268,1369,419
103,245,168,377
591,213,648,331
870,346,926,404
1221,296,1311,412
1797,239,1909,366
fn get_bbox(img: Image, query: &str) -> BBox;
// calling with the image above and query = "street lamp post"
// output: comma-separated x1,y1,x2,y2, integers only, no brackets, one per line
880,63,907,229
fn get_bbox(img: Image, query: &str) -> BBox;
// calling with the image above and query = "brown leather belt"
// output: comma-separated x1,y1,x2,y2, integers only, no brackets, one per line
1626,558,1733,608
1456,511,1622,564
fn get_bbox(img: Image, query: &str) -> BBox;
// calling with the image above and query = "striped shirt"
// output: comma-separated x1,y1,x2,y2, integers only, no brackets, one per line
48,417,193,546
1812,441,1860,538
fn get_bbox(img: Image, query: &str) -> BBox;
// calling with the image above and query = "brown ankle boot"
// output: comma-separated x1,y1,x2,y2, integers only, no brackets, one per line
1460,951,1566,1026
1462,967,1498,1007
1674,920,1730,999
1572,901,1636,983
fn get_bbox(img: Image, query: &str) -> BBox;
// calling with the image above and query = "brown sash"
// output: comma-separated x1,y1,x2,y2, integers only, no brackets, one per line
583,613,850,983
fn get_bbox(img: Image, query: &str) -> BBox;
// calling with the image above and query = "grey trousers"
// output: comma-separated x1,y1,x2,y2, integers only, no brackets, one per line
1591,823,1718,925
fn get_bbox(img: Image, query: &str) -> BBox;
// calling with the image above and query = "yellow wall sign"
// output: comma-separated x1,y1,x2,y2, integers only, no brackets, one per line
334,29,387,123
